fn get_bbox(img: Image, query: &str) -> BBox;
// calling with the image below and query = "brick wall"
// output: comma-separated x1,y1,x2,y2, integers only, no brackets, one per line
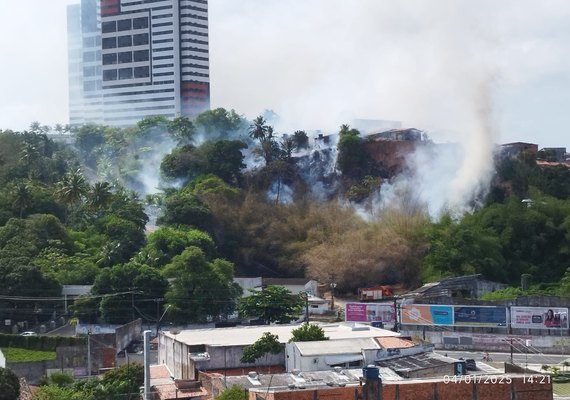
249,376,552,400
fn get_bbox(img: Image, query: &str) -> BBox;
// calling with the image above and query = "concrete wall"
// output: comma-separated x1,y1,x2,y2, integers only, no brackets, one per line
400,363,454,379
76,322,121,335
115,319,142,353
159,334,286,381
402,330,570,354
4,343,115,384
8,360,59,385
248,375,553,400
204,344,285,370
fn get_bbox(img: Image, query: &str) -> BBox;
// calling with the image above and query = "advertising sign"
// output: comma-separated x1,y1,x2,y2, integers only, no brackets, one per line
511,307,569,329
453,306,508,327
345,302,395,323
400,304,453,326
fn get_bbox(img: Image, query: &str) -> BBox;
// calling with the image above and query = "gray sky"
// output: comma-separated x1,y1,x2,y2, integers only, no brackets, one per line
1,0,569,149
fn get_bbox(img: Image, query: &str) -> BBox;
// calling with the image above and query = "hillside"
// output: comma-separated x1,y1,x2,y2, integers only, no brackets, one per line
0,110,569,327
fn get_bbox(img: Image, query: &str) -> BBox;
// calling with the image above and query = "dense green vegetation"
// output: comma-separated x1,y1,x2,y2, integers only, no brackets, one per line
289,323,329,342
0,367,20,400
1,348,56,362
0,111,569,330
240,332,282,364
32,364,143,400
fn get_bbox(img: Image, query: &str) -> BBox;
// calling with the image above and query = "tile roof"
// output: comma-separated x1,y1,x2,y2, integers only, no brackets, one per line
375,337,416,349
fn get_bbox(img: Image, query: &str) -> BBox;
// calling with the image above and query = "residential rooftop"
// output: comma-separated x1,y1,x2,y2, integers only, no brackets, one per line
162,323,399,346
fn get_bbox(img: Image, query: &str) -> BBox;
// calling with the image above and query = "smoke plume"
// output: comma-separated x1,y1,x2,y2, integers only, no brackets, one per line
210,0,569,216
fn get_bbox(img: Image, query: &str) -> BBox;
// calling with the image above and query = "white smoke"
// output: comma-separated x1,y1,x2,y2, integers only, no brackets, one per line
211,0,545,216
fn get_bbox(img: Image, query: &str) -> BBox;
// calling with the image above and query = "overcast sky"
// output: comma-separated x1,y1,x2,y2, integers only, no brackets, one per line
1,0,569,149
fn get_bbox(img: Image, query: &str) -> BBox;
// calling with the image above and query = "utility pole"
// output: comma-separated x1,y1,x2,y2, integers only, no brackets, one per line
155,298,164,337
305,292,309,323
131,289,135,321
330,274,337,312
87,330,91,377
143,330,152,400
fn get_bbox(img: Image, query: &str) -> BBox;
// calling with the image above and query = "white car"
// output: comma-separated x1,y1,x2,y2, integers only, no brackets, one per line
20,331,37,336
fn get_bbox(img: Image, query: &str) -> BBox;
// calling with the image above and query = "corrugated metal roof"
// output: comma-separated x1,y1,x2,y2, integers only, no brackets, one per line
162,323,399,347
295,338,379,356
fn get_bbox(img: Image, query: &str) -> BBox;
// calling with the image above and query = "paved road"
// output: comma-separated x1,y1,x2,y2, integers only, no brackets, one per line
436,349,568,366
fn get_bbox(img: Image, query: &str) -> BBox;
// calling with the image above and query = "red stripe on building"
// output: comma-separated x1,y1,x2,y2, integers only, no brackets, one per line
101,0,119,16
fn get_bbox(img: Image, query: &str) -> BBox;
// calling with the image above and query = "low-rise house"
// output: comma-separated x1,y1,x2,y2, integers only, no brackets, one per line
158,323,400,380
402,274,507,301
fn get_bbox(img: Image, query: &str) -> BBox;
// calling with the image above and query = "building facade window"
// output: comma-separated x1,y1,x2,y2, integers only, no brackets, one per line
102,37,117,49
117,19,132,31
103,53,118,65
118,51,133,63
133,33,149,46
134,50,150,62
103,69,118,81
102,21,116,33
118,35,133,47
119,68,133,80
134,66,150,78
133,17,149,29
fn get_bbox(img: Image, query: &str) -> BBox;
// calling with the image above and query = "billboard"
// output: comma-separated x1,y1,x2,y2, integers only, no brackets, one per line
400,304,453,326
453,306,508,327
345,302,395,323
511,307,569,329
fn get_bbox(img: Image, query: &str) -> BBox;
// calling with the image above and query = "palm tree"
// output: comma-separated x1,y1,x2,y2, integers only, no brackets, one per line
56,169,88,220
248,116,268,141
88,181,114,210
280,137,296,162
293,130,309,149
12,181,32,218
29,121,42,134
20,140,41,180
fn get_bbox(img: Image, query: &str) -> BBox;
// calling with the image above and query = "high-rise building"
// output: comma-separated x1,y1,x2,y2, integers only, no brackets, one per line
67,0,210,127
67,0,103,126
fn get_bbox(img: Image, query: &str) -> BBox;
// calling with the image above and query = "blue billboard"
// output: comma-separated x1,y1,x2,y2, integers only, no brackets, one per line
453,306,507,327
401,304,453,326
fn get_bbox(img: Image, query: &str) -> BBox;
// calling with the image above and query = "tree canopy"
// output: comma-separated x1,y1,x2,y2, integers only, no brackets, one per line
238,285,304,325
289,323,329,342
240,332,282,364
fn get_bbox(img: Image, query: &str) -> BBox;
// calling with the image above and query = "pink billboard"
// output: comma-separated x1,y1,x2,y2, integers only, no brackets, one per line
345,302,395,323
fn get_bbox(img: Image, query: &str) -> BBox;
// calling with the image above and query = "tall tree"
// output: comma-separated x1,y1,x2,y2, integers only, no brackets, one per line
163,247,242,323
240,332,282,364
56,169,88,208
88,181,114,211
289,323,329,342
167,116,195,145
238,285,304,325
248,116,269,142
292,130,309,149
12,181,32,218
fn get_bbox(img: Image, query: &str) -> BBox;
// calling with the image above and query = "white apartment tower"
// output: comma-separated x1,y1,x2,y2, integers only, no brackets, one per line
67,0,104,126
68,0,210,127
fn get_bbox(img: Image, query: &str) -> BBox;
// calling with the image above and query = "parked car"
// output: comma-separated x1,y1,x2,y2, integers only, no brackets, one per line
20,331,37,336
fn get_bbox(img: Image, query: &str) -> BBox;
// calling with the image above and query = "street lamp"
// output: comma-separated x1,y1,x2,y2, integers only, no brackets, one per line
156,304,171,337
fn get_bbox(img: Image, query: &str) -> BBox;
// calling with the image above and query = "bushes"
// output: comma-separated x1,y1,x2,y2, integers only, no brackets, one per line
0,334,86,351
